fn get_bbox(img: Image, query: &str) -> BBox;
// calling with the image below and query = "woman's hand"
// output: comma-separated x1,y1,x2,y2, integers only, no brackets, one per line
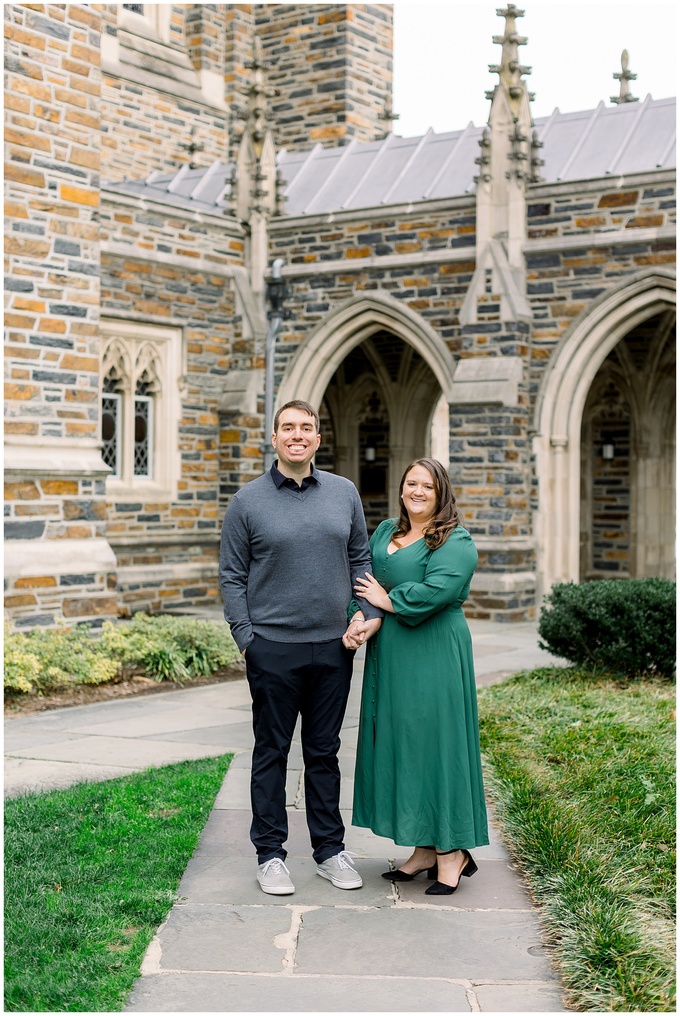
354,572,394,612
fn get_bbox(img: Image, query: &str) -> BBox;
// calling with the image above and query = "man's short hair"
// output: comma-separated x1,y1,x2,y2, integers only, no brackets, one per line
273,400,320,433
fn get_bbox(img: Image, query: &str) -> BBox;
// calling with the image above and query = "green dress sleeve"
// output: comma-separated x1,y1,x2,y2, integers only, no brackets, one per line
388,527,478,626
347,519,395,621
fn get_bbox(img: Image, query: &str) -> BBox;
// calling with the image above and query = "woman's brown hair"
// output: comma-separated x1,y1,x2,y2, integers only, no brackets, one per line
394,457,460,550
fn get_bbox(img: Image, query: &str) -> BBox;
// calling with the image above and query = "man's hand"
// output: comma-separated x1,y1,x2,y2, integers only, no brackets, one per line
342,616,382,649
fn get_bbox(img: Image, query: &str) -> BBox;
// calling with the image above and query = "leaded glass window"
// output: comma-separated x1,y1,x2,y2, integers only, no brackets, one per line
101,394,121,476
134,377,153,477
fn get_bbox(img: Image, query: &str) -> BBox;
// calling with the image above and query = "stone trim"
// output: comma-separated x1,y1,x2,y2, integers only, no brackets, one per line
269,193,477,231
116,562,218,585
277,246,477,278
4,439,110,477
528,167,675,199
5,538,116,579
471,570,537,593
101,190,245,234
451,357,525,407
109,533,220,547
524,224,676,254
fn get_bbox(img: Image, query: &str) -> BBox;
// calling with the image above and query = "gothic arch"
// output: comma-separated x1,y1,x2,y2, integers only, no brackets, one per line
533,268,676,594
276,292,457,410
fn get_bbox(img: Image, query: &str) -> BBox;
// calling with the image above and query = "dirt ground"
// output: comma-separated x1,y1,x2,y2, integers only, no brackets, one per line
4,664,246,718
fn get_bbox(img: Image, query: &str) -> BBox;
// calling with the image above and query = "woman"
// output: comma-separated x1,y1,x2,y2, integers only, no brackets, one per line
347,458,488,895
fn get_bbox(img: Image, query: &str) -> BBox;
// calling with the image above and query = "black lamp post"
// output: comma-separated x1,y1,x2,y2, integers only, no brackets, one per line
264,259,291,470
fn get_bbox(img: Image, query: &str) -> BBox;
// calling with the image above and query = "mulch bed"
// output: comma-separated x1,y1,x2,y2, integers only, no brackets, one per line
4,664,246,718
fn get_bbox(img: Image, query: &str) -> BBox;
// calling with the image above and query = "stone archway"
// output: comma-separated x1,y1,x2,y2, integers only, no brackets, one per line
534,268,676,596
277,293,457,518
276,292,456,409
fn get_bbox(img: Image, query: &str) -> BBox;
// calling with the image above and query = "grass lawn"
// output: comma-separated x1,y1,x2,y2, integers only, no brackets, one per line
478,668,675,1013
4,755,232,1013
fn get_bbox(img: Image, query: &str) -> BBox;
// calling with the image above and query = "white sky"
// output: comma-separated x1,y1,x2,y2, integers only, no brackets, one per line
393,0,678,136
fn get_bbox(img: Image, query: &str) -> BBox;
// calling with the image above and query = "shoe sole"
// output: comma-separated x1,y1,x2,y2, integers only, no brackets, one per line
316,868,362,889
258,882,295,895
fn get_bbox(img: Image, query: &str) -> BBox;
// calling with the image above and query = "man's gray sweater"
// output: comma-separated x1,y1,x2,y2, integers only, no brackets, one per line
220,468,380,651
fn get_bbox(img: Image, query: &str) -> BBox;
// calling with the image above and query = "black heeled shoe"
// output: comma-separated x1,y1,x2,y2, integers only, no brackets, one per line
381,863,438,882
382,847,438,881
424,848,478,895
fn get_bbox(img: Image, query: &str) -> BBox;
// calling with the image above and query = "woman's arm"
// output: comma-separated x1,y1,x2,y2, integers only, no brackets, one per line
385,529,478,626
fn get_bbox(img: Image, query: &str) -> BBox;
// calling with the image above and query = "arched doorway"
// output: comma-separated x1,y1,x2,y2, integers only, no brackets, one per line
535,269,676,595
277,293,456,526
580,309,675,580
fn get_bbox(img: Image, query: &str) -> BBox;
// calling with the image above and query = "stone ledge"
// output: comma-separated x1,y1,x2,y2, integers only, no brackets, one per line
471,570,537,593
116,562,219,586
5,538,117,579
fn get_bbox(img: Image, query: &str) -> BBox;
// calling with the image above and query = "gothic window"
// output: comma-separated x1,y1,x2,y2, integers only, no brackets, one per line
122,3,144,13
100,321,183,497
102,373,123,478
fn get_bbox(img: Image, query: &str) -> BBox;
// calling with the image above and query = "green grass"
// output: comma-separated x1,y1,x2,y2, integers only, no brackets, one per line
478,668,675,1012
4,755,232,1012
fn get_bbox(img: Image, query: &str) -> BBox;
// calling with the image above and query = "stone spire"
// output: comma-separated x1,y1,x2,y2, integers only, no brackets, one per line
486,4,533,113
462,3,534,327
233,35,278,298
611,49,639,104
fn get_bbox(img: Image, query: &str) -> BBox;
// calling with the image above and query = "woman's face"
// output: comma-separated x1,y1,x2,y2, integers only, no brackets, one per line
401,464,438,525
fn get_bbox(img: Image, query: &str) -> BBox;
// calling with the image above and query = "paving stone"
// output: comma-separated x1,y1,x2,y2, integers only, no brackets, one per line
474,980,568,1011
295,908,554,981
177,857,394,907
125,972,472,1012
213,766,251,809
227,750,253,770
139,721,255,749
71,708,249,739
8,735,226,769
156,905,292,972
395,858,531,909
4,728,85,752
4,758,134,797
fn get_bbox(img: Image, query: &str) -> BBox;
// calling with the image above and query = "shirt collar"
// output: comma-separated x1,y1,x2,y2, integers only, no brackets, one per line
270,460,321,488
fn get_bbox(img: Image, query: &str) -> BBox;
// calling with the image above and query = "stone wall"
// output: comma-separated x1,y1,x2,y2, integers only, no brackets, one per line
255,3,393,150
4,3,118,628
99,190,249,614
99,3,230,182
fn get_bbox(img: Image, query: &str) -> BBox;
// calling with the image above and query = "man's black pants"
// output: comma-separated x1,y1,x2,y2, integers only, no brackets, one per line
245,634,354,865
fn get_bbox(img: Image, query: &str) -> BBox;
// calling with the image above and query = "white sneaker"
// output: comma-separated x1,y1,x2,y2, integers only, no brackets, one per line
257,857,295,895
316,850,363,889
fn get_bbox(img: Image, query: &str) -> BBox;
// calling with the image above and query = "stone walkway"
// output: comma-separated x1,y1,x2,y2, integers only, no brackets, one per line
5,620,569,1012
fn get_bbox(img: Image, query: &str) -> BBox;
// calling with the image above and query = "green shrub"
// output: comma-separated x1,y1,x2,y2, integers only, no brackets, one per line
4,614,240,696
3,623,119,695
538,579,676,678
100,613,239,683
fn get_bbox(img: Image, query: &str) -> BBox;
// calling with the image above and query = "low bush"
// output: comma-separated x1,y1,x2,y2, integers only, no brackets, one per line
99,613,240,683
538,578,676,678
4,614,240,697
4,624,119,696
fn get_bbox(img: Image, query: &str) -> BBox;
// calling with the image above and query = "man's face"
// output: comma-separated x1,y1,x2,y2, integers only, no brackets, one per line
273,408,320,471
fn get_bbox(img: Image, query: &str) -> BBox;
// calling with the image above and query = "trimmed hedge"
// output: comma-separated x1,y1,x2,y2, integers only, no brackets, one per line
538,578,676,678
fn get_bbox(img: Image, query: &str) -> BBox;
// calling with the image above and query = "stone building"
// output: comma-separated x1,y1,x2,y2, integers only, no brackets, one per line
4,3,676,629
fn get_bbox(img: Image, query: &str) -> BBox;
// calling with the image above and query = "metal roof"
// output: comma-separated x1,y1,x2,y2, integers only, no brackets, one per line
103,95,676,217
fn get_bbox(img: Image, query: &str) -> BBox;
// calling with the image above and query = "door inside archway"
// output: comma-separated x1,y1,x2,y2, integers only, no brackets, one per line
315,330,443,532
579,309,676,580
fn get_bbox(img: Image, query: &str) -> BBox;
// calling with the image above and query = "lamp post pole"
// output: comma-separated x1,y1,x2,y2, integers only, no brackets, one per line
263,258,289,471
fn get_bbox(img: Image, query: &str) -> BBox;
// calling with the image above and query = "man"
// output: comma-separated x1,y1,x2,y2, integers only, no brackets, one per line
220,399,382,895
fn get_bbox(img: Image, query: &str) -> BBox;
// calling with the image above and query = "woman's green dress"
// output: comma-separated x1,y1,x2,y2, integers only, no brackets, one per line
352,520,489,850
